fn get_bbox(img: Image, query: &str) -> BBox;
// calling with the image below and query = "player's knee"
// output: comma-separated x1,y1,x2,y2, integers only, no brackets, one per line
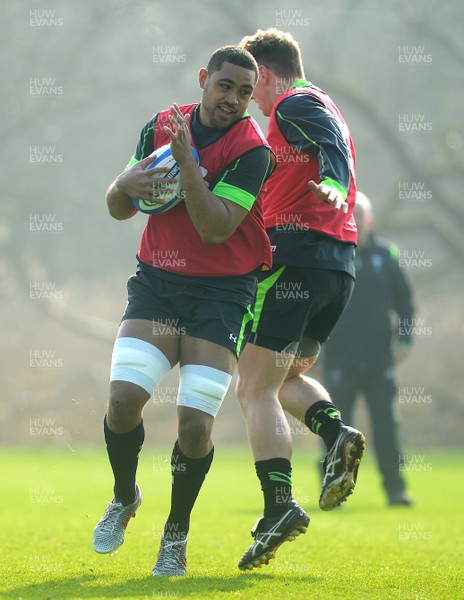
178,410,213,448
107,382,147,427
286,354,319,379
286,337,320,378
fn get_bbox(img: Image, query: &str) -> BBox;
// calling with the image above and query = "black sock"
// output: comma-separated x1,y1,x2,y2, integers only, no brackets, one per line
164,440,214,541
255,458,293,518
104,417,144,505
304,400,344,450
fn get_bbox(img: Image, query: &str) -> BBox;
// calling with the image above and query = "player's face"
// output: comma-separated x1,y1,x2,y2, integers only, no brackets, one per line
250,78,273,117
249,66,276,117
199,62,256,128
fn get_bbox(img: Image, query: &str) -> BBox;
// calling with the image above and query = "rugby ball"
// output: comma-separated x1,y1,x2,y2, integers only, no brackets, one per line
132,144,199,214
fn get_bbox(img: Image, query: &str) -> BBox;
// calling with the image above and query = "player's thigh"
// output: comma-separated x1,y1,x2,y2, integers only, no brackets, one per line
118,264,184,366
177,335,235,423
109,266,183,410
175,273,257,416
117,318,179,367
251,265,310,348
245,265,317,389
110,321,176,413
179,272,257,367
237,340,297,399
180,335,236,374
250,266,351,362
304,270,354,344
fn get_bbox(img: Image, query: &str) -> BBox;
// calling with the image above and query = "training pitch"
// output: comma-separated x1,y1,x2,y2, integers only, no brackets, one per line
1,446,462,599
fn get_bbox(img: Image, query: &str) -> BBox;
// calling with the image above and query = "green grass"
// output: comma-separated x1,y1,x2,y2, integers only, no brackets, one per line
1,446,462,599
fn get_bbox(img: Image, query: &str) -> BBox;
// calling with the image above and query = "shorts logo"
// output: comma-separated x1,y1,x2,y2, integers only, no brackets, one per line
229,333,238,343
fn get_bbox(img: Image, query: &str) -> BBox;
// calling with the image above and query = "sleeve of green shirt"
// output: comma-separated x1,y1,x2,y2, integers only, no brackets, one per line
211,146,275,211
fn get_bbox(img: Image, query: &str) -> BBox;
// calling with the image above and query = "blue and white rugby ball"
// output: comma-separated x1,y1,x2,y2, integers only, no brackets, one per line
132,143,199,214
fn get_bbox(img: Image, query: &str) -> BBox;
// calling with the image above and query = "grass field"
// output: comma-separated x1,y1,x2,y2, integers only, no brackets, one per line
1,446,462,599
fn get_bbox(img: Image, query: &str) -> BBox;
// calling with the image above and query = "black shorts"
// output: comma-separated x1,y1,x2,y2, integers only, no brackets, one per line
250,265,354,354
122,261,257,357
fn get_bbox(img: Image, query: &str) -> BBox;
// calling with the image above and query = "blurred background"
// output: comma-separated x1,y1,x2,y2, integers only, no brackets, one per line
2,0,463,450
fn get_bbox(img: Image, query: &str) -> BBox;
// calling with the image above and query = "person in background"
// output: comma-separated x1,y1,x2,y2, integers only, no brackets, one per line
322,191,415,506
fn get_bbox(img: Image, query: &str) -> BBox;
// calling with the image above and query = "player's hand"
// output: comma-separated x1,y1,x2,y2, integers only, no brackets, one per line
308,180,348,214
115,153,176,203
164,103,196,167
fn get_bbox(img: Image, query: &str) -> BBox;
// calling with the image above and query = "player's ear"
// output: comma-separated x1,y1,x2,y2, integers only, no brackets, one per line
198,68,208,89
256,65,271,83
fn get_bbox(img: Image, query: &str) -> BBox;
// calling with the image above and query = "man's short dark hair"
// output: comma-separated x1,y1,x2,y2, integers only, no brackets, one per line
206,45,259,81
240,28,305,79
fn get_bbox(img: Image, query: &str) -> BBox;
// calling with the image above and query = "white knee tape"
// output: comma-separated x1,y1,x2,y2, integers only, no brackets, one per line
110,337,171,396
177,365,232,418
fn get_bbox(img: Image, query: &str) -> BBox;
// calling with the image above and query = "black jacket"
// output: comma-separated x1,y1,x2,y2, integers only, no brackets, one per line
323,235,415,370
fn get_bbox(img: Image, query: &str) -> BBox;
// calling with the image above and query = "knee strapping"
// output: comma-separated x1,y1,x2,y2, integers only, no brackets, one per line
110,337,171,396
177,365,232,418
